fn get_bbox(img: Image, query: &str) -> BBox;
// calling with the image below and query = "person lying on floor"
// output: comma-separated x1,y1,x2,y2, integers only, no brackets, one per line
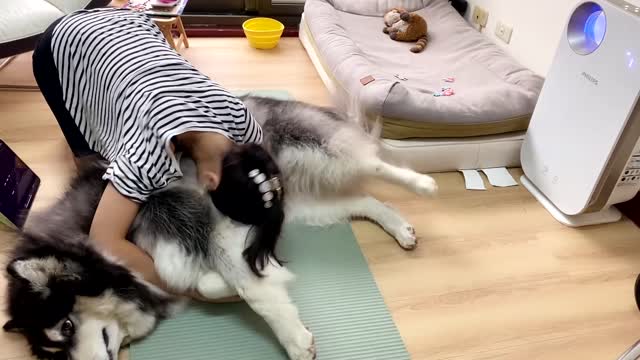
32,7,263,301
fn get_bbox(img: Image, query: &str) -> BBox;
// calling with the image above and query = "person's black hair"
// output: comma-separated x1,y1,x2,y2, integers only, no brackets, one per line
209,143,285,277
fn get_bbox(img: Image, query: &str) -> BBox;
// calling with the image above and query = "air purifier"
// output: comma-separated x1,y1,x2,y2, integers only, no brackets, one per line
520,0,640,227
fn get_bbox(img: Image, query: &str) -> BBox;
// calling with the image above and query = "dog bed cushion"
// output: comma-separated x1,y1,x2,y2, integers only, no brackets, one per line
326,0,431,15
303,0,544,139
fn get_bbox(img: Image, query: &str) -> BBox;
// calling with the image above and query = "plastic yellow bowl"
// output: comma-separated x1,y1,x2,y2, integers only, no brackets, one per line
242,17,284,49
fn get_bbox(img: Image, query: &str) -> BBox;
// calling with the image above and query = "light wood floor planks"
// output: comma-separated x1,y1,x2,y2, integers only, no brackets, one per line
1,38,640,360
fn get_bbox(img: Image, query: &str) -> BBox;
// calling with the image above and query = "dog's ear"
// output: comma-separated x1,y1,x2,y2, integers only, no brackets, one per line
7,257,82,295
3,319,24,333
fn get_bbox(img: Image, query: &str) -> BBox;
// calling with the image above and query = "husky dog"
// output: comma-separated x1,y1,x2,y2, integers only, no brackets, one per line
3,96,437,360
4,145,312,360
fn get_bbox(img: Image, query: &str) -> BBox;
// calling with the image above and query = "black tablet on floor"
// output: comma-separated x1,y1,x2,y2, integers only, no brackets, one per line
0,140,40,230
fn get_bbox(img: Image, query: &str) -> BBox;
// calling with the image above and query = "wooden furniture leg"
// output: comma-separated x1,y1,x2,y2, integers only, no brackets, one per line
154,18,177,50
176,16,189,49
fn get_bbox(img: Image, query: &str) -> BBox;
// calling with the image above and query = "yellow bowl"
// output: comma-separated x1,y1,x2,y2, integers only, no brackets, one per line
242,17,284,49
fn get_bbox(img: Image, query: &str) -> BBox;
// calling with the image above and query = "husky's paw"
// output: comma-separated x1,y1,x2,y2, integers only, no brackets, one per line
412,174,438,197
394,225,417,250
378,202,418,250
286,327,316,360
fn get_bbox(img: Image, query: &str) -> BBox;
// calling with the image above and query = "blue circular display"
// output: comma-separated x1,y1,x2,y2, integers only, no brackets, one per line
567,2,607,55
584,10,606,46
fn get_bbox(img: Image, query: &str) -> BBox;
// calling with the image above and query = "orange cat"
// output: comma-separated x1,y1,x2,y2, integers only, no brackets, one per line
383,8,428,53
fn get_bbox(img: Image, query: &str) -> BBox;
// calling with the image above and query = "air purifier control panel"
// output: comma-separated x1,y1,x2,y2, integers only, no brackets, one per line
608,146,640,209
620,154,640,185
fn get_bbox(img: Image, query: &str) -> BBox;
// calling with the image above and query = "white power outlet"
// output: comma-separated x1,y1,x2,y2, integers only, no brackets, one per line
495,21,513,44
472,6,489,28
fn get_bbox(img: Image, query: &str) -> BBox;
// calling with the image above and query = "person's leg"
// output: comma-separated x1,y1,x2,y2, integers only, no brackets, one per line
32,17,96,159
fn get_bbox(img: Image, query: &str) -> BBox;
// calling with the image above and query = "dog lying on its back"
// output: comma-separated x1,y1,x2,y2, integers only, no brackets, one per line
3,96,438,360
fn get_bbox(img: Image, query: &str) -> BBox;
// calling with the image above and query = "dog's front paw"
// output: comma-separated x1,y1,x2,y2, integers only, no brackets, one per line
412,174,438,197
286,327,316,360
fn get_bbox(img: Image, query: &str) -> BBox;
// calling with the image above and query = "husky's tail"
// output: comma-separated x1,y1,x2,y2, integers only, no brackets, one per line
411,35,428,53
347,91,383,141
366,115,383,140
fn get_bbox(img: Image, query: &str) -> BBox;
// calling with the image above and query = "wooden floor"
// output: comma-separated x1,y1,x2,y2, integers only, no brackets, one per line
1,38,640,360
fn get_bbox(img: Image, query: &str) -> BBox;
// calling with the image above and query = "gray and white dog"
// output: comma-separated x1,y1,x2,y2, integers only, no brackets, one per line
3,96,437,360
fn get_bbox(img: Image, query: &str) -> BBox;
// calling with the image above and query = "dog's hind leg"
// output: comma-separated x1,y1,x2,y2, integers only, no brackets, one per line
287,196,418,250
362,158,438,197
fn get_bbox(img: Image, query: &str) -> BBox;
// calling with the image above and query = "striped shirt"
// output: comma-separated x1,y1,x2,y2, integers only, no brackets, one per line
51,8,263,202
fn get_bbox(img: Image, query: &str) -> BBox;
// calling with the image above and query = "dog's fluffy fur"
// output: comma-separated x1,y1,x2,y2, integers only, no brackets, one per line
244,95,437,248
3,96,437,360
3,164,177,360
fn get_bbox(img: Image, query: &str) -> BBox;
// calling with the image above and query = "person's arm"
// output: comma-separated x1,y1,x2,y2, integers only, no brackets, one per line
90,182,241,302
89,183,169,291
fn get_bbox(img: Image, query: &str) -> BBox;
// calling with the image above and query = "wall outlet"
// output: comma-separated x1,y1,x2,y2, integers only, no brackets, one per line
495,21,513,44
472,6,489,27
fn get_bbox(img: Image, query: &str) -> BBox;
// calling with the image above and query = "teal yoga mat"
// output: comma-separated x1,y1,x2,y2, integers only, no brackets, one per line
129,223,410,360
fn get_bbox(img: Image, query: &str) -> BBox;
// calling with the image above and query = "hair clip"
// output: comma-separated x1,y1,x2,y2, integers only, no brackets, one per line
248,169,282,207
258,181,271,193
248,169,260,178
253,173,267,184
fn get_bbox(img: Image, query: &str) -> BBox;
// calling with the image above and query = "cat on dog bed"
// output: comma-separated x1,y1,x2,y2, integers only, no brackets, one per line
3,96,438,360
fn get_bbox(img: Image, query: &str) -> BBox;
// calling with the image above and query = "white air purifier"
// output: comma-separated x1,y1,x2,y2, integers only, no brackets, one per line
521,0,640,227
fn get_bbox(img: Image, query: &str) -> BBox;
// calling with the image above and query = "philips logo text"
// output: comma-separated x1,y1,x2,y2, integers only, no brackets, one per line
581,72,598,85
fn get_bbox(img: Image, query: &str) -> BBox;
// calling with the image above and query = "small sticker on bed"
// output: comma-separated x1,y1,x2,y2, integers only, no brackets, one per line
360,75,375,86
434,76,456,97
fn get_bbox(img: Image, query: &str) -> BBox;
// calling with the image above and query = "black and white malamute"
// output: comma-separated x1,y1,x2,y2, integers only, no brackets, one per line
3,96,438,360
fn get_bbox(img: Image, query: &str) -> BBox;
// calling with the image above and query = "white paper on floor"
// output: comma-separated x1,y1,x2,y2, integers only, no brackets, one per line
459,169,486,190
480,167,518,187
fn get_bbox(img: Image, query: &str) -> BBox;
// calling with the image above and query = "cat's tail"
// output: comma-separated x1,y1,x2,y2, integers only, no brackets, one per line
411,35,428,53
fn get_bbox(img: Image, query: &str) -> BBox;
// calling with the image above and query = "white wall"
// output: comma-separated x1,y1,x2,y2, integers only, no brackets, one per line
464,0,581,76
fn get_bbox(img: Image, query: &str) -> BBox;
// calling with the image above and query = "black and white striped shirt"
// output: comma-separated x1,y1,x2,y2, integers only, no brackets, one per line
51,8,263,202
